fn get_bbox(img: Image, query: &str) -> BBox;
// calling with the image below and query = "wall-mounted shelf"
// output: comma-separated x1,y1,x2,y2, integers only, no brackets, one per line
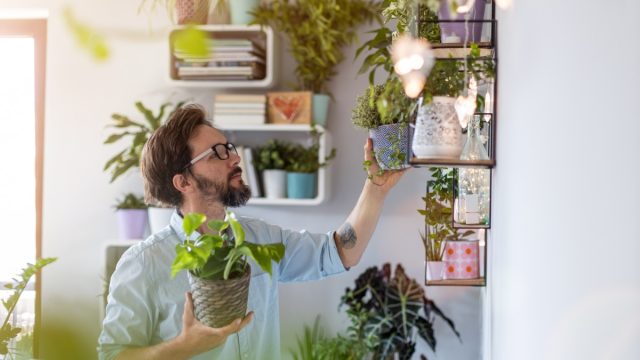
219,124,330,206
426,278,486,287
410,158,495,168
168,25,277,88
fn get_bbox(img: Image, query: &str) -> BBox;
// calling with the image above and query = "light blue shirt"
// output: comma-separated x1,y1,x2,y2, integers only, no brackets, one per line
98,211,346,360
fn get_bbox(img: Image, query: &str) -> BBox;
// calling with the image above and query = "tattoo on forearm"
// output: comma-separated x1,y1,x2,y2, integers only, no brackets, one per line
337,223,357,250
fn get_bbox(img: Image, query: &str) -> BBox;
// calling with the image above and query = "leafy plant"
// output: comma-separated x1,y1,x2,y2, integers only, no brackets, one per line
286,128,336,174
352,84,384,130
103,100,185,183
114,193,147,210
171,212,285,281
341,263,461,360
289,316,326,360
251,0,378,94
419,168,475,259
1,258,57,357
253,140,291,172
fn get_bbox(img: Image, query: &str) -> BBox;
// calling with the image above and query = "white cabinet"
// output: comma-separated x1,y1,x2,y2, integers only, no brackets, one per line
167,25,277,88
218,124,331,206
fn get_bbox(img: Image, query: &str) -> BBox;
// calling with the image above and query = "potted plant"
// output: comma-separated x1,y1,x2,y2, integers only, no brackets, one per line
250,0,378,127
114,193,148,240
285,130,336,199
337,263,461,359
1,258,57,358
419,168,477,280
253,139,291,199
103,100,185,232
171,212,284,328
138,0,210,25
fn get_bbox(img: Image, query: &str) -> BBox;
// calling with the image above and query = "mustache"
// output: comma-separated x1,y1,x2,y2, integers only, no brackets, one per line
228,167,243,180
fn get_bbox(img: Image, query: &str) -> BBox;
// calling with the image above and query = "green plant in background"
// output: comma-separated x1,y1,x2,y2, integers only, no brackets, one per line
103,100,185,183
171,212,285,281
418,3,442,43
286,128,336,174
289,316,326,360
114,193,148,210
352,84,384,130
251,0,378,95
340,263,460,360
315,302,378,360
1,258,57,357
419,168,475,255
253,140,292,172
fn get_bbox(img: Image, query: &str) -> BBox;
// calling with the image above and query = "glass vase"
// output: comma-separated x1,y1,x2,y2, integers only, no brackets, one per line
457,115,490,225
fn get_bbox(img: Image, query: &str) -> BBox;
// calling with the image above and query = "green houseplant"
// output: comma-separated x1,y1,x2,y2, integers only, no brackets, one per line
254,140,292,199
1,258,57,358
114,193,148,240
251,0,378,126
171,212,284,327
103,100,185,183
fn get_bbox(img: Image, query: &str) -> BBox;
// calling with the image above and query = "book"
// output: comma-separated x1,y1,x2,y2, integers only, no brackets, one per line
214,102,266,109
214,94,267,103
213,108,266,115
243,147,262,197
213,114,265,125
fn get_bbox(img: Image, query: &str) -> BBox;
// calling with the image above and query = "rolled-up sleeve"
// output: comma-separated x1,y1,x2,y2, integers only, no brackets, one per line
97,248,156,360
273,225,347,282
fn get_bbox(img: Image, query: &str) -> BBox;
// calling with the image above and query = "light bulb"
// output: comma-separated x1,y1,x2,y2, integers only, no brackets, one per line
391,35,434,98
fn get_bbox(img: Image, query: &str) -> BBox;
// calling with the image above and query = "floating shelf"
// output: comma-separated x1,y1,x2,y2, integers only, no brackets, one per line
247,197,324,206
218,124,322,132
426,278,486,287
410,158,495,168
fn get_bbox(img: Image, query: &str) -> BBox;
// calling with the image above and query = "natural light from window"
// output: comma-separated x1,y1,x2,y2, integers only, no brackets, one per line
0,37,36,280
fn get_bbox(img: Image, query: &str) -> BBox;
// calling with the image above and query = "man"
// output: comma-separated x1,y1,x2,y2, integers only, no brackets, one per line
98,104,405,360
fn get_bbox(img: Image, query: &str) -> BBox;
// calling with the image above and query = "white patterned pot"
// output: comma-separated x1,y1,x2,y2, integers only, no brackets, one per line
443,240,480,280
412,96,463,159
369,123,412,170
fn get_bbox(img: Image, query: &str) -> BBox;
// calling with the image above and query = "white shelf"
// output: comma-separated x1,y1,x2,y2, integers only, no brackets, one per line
167,25,277,88
218,125,330,206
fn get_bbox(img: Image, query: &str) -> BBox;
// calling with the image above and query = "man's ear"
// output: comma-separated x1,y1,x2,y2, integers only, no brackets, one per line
172,172,192,194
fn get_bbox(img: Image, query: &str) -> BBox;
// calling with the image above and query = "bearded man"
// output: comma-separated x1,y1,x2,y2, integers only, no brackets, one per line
98,104,405,360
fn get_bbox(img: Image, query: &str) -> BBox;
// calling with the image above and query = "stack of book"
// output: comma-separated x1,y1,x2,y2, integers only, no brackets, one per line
236,146,262,198
213,94,266,126
174,38,266,81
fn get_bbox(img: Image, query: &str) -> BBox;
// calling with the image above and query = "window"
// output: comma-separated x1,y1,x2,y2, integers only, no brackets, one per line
0,17,46,359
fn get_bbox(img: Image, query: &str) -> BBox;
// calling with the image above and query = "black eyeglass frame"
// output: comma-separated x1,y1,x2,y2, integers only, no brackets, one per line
183,142,238,170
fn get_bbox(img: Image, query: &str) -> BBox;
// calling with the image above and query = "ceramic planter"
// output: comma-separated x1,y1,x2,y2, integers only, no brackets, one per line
262,169,287,199
175,0,210,25
188,267,251,328
369,123,412,170
148,207,174,234
287,172,317,199
412,96,463,159
312,93,330,127
426,261,446,281
116,209,148,240
443,240,480,279
438,0,486,43
229,0,259,24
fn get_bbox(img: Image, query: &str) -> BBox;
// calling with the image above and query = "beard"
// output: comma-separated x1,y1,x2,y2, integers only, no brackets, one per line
192,166,251,207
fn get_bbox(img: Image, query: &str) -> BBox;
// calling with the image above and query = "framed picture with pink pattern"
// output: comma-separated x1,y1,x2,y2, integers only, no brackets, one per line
266,91,312,125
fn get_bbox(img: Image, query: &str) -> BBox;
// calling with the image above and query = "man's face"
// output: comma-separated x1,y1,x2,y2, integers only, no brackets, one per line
186,125,251,207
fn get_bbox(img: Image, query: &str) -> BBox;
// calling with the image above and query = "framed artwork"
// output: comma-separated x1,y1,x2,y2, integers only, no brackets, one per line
267,91,312,124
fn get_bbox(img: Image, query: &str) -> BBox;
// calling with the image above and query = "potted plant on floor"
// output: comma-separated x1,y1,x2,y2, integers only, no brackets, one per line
250,0,378,127
171,212,285,328
285,130,336,199
103,100,185,232
114,193,148,240
254,139,291,199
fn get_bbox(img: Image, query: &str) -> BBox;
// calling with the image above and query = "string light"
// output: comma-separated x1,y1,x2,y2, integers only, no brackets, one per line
454,77,477,128
390,35,434,98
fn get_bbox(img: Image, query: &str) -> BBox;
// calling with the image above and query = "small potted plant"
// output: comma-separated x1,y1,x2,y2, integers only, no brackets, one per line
285,132,336,199
171,212,285,328
253,139,291,199
103,100,185,232
421,231,446,281
114,193,148,240
251,0,377,127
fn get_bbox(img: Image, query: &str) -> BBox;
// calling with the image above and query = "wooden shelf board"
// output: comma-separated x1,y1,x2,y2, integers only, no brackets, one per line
218,124,324,132
410,158,495,168
247,197,323,206
426,278,486,287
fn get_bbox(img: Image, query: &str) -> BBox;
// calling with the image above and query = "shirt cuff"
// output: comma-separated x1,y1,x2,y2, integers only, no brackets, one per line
322,230,349,276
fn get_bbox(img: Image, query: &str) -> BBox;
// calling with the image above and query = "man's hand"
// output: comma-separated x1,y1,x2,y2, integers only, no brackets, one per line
364,137,408,193
174,292,253,358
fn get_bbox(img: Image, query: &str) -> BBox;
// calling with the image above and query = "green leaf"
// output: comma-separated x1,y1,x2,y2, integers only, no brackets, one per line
171,243,202,278
183,213,206,237
244,243,285,277
207,220,229,233
103,132,130,144
172,25,209,58
226,212,245,247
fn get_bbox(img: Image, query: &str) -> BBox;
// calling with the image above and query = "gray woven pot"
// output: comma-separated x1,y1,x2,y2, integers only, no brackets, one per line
188,267,251,328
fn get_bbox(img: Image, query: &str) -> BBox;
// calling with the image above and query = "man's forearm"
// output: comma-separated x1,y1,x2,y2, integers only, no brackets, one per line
334,181,387,268
115,336,191,360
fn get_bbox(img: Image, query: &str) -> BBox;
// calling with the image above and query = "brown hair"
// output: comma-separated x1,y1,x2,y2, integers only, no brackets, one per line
140,103,212,207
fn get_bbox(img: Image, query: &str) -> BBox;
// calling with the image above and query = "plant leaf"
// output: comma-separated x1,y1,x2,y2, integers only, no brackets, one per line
183,213,206,237
226,212,245,247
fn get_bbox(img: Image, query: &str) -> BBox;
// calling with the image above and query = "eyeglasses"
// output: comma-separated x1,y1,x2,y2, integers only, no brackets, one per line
184,142,238,169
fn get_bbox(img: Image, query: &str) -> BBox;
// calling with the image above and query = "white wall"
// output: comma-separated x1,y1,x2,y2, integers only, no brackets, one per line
1,1,482,358
492,0,640,359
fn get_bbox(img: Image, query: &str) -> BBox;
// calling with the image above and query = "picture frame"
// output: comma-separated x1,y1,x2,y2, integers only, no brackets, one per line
266,91,312,124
